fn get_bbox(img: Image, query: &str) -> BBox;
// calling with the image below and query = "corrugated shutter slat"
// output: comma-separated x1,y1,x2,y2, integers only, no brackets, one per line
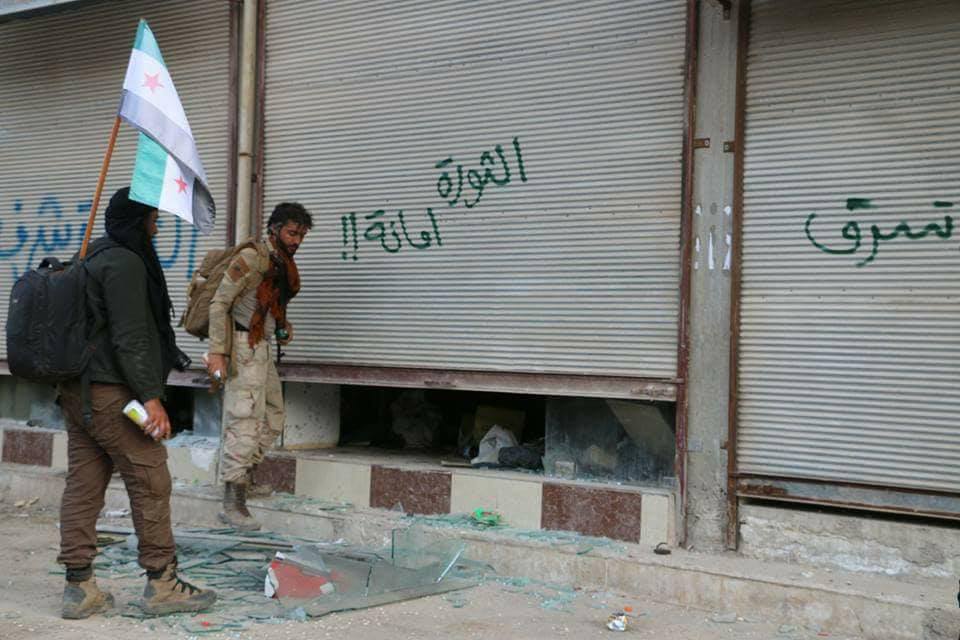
737,0,960,492
263,0,687,378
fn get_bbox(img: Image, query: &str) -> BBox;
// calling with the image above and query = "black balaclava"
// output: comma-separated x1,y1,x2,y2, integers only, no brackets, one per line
103,187,178,374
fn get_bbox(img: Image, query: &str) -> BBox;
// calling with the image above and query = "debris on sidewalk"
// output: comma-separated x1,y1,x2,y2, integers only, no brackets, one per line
654,542,672,555
471,508,502,527
710,611,739,623
607,611,628,631
264,551,335,598
90,523,483,631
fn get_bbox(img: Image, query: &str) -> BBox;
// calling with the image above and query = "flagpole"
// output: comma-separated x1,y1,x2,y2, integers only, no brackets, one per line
79,115,122,260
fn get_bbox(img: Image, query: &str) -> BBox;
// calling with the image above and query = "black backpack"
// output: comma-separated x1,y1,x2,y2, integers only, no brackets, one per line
6,248,108,384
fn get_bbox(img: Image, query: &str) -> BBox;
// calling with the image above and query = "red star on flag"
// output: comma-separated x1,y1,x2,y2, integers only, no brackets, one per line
143,72,163,93
174,176,188,193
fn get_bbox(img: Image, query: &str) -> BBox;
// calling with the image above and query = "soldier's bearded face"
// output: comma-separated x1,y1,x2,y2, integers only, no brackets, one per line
275,221,308,256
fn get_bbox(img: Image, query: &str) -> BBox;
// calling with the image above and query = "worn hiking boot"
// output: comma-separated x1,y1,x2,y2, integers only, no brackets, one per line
62,571,115,619
246,467,274,498
141,561,217,616
218,481,261,531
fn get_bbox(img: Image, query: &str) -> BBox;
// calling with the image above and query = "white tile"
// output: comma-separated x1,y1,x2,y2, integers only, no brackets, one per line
296,458,370,508
51,431,68,470
450,473,542,530
640,493,674,545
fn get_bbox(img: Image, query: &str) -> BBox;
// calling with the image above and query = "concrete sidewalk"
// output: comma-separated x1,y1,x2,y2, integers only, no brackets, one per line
1,462,957,640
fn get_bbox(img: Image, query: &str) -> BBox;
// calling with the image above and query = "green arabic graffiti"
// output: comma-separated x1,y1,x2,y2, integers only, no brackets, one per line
436,136,528,209
340,208,441,261
804,200,955,267
339,136,529,262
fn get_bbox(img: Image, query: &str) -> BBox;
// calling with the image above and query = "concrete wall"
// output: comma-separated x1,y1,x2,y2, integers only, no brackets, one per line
740,502,960,579
684,0,739,551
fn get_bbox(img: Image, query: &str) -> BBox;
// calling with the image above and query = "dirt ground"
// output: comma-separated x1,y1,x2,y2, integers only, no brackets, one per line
0,506,859,640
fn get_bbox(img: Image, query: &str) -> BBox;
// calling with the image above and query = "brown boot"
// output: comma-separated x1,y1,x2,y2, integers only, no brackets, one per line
218,481,261,531
246,467,274,498
141,561,216,616
62,568,115,620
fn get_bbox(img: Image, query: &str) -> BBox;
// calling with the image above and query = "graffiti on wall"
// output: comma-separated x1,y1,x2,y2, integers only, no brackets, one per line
804,198,955,267
340,208,442,261
339,136,528,261
435,136,528,210
0,195,202,279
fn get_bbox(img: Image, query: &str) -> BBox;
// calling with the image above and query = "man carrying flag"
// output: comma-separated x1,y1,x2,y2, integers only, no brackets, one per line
57,20,216,619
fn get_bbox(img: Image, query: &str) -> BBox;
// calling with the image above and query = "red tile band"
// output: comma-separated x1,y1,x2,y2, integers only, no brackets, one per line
541,482,643,542
2,429,53,467
370,465,452,515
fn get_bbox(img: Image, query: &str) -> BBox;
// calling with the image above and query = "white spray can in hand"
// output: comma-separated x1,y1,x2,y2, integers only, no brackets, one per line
123,399,162,439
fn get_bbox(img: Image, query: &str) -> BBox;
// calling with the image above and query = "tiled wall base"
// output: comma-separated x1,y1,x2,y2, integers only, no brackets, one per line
1,424,676,545
292,455,676,545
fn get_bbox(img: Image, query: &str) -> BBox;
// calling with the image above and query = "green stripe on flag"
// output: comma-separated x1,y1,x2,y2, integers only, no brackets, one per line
133,19,166,65
130,133,166,208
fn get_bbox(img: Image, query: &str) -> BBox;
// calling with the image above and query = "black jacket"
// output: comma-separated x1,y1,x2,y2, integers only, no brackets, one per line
83,237,166,402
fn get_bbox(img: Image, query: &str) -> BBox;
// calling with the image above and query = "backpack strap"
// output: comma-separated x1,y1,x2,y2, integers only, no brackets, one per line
38,257,65,270
80,368,93,427
78,241,120,426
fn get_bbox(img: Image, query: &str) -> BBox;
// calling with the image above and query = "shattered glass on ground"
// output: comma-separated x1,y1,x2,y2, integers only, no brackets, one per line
72,525,482,633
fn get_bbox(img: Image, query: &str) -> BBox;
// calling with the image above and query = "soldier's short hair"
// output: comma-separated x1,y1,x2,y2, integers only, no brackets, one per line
267,202,313,233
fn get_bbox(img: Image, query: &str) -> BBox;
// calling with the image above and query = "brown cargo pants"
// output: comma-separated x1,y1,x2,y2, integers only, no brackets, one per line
57,383,175,572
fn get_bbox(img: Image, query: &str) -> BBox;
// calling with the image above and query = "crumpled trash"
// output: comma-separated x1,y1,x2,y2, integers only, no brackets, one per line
471,425,518,467
471,508,502,527
607,612,627,631
498,445,543,470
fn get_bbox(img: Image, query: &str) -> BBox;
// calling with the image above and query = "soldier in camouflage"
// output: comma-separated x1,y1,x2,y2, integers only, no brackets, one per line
205,202,312,531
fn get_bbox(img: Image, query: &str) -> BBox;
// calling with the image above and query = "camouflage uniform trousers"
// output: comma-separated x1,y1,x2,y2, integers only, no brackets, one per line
219,330,284,484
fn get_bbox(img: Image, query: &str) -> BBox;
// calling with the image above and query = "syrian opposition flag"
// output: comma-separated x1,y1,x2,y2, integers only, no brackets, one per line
121,19,215,234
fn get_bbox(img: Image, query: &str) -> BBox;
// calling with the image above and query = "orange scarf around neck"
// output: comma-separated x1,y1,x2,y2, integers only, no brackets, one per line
247,244,300,348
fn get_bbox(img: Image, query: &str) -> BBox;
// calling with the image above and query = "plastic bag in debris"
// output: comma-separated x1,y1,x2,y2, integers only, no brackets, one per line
470,425,518,467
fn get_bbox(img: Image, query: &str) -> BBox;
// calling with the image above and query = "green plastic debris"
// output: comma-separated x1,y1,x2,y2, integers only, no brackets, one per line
471,508,502,527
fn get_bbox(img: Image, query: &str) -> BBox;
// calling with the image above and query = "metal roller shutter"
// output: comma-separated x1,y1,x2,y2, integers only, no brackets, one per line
0,0,232,362
738,0,960,492
263,0,688,378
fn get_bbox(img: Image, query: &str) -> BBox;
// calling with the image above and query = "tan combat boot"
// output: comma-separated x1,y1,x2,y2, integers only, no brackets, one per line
141,561,217,616
218,481,261,531
62,569,115,619
246,466,274,498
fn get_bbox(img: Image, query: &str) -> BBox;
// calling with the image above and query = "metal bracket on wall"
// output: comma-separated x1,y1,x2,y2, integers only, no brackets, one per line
723,140,736,153
693,138,711,149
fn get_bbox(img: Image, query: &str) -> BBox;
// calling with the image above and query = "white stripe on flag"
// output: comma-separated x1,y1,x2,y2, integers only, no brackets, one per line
122,49,192,135
159,155,196,226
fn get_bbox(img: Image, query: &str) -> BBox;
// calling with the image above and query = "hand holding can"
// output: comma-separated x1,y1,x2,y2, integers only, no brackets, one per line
123,399,171,440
